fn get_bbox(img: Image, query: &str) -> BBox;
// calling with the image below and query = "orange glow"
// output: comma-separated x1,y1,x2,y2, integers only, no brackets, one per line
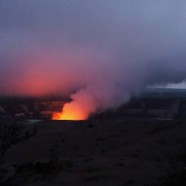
52,102,88,120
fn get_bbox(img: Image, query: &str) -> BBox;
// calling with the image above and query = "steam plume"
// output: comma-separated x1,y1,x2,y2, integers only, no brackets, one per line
1,1,186,118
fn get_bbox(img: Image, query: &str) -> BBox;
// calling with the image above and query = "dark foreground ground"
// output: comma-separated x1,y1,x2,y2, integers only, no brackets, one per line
0,119,186,186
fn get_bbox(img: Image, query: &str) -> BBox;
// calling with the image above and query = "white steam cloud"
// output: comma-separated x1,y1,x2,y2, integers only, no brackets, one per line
1,0,186,118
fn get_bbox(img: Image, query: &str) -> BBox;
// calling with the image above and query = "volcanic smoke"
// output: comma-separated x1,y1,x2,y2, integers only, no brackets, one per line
1,1,186,120
52,103,87,120
52,89,97,120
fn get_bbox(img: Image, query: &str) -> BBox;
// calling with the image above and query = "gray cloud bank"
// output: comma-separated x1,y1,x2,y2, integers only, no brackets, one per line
1,0,186,116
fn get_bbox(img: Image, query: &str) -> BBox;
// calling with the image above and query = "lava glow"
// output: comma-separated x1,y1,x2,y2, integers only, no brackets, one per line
52,102,88,120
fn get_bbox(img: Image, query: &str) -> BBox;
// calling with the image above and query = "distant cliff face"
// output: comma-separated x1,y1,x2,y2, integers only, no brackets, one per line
0,99,64,120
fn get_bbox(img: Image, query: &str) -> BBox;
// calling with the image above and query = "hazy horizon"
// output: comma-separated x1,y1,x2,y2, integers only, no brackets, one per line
1,1,186,118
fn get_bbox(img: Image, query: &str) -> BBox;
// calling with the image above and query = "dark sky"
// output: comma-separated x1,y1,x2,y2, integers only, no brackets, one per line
1,0,186,114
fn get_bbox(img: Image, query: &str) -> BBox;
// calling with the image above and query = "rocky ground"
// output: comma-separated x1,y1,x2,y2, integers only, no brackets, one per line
1,119,186,186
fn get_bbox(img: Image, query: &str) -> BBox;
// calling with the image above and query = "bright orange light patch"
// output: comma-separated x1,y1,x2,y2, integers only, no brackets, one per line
52,102,88,120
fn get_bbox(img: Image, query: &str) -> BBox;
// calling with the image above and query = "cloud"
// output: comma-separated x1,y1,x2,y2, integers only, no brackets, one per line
1,0,186,117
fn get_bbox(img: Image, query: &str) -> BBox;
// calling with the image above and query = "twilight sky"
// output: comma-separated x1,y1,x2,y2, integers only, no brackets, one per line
1,0,186,115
